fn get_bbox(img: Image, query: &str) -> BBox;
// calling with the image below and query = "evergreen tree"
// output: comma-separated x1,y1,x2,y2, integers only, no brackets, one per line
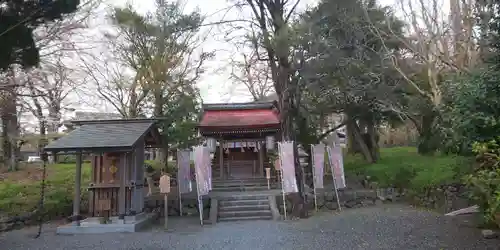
0,0,80,70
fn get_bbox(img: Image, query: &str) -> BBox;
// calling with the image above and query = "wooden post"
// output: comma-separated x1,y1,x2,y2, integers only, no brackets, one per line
159,174,171,229
118,153,127,221
259,144,264,176
265,168,271,189
73,152,82,226
219,139,224,179
164,194,168,228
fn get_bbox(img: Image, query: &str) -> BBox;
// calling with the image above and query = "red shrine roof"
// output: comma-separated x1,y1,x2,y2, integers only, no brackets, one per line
198,102,280,133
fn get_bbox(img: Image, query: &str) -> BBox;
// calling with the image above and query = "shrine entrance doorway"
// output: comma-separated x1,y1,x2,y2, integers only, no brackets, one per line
228,151,258,179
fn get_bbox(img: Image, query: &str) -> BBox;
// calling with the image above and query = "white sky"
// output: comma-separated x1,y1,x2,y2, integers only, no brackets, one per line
107,0,319,105
20,0,454,131
103,0,431,106
29,0,452,125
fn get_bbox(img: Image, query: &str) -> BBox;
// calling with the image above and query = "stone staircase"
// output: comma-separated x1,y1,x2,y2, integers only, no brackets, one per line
213,178,274,222
212,177,272,192
218,194,273,222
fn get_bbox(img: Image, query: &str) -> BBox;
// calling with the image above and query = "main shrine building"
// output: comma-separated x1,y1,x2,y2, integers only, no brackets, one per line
197,101,280,180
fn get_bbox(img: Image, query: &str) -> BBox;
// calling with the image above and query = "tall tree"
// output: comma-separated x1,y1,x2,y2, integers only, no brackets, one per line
294,0,405,162
81,1,209,160
236,0,307,217
229,50,273,101
1,0,80,170
0,0,80,70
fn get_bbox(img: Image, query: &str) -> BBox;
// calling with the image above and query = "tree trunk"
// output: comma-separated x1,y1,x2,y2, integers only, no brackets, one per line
38,120,47,155
366,119,380,162
2,70,19,171
348,119,374,163
417,111,438,155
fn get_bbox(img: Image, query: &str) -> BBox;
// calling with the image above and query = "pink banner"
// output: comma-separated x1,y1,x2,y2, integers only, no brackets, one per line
327,146,346,189
311,144,325,189
278,141,298,193
193,146,210,195
177,150,192,194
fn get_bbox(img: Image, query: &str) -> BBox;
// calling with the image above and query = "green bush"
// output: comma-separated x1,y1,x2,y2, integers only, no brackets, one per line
441,67,500,154
345,147,472,192
464,139,500,225
145,160,178,176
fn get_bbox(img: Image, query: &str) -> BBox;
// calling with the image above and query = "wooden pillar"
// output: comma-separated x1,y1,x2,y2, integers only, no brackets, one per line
131,141,145,214
259,142,264,176
219,139,224,179
73,152,82,226
118,153,127,220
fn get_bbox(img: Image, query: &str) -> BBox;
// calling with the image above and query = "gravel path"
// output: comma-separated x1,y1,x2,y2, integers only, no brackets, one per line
1,205,499,250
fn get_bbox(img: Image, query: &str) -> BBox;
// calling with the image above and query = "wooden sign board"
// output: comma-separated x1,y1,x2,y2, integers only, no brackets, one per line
159,174,171,194
265,168,271,179
274,158,281,170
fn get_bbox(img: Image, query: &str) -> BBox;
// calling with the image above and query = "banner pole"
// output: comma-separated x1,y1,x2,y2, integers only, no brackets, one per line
311,144,318,212
281,169,287,220
327,146,342,212
178,183,183,216
177,150,183,217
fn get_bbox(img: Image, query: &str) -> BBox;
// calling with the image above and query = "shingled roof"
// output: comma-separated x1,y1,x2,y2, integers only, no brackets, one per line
202,101,277,111
44,119,161,152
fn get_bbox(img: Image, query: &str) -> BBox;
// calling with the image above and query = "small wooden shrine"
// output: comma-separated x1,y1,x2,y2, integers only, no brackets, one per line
197,102,281,180
44,119,162,234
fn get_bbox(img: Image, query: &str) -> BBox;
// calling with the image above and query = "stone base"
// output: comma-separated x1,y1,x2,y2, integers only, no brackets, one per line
56,213,154,235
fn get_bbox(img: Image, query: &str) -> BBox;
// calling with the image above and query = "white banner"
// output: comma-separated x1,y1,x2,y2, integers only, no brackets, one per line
193,146,210,196
327,145,346,189
177,149,192,194
311,144,325,189
278,141,298,193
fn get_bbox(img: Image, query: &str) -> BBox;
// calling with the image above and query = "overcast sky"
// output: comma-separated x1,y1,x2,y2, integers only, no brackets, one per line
61,0,450,114
104,0,318,106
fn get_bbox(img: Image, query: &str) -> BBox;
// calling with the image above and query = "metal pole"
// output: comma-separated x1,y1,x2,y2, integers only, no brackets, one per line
178,185,183,216
198,195,204,225
280,169,287,220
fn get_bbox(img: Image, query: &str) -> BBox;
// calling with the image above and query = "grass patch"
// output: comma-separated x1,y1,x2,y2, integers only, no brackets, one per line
1,147,472,219
344,147,473,192
0,163,91,219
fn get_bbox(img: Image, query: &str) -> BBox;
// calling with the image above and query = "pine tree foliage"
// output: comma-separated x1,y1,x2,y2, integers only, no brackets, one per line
0,0,80,70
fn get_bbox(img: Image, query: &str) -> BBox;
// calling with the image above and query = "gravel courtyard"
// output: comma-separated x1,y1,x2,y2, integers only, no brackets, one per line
1,205,499,250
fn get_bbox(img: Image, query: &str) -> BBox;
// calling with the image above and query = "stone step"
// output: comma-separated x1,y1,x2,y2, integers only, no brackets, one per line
211,186,270,192
213,181,269,186
219,199,270,207
218,195,270,201
212,178,268,183
212,182,270,187
218,209,272,218
218,215,273,222
219,204,270,212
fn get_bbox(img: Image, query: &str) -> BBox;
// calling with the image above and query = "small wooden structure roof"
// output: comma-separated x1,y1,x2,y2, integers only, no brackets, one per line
44,119,162,153
198,101,280,136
